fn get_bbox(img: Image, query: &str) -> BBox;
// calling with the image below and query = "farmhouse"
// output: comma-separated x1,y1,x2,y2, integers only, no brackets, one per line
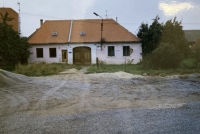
28,19,142,65
184,30,200,48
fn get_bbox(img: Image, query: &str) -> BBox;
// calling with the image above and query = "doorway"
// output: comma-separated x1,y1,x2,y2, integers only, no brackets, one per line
62,50,68,63
73,47,91,65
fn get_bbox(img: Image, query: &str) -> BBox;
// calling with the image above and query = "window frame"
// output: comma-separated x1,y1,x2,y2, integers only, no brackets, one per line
49,48,57,58
123,46,130,56
36,48,43,58
107,46,115,56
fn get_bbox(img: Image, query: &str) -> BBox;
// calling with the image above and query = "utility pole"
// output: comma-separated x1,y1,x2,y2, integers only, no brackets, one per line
93,12,103,50
17,2,21,35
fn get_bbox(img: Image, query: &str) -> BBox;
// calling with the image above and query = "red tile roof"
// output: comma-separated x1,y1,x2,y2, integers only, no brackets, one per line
28,19,140,44
0,7,18,32
29,20,71,44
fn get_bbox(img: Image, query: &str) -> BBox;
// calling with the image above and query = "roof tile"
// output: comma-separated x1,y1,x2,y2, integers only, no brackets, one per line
0,7,18,32
28,19,140,44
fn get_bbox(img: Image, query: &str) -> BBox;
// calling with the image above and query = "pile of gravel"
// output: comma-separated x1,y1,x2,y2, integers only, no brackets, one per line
0,69,30,88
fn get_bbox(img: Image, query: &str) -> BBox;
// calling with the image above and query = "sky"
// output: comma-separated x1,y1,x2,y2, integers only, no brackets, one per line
0,0,200,37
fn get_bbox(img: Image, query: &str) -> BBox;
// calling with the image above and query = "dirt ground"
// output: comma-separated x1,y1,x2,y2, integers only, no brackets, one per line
0,68,200,117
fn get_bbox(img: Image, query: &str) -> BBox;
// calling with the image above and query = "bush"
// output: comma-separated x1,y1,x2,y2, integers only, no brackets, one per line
181,58,197,69
189,42,200,68
149,43,183,69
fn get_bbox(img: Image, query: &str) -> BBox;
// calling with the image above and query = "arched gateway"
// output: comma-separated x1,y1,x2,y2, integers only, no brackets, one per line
73,47,91,65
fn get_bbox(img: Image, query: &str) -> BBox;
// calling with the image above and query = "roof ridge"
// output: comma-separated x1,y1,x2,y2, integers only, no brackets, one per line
44,18,114,22
0,7,18,13
184,30,200,31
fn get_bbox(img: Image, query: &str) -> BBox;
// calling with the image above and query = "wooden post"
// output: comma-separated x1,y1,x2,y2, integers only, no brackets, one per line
96,57,99,69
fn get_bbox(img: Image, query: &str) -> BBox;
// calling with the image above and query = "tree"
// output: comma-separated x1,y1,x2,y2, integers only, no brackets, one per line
0,12,30,65
148,17,189,69
137,16,163,55
160,17,189,57
137,23,149,54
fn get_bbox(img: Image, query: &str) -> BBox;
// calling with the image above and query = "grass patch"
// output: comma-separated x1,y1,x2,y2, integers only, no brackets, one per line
13,63,79,76
87,64,200,76
11,62,200,76
181,58,197,68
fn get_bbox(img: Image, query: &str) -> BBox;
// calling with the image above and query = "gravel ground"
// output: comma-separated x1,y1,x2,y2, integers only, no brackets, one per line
0,68,200,133
1,102,200,134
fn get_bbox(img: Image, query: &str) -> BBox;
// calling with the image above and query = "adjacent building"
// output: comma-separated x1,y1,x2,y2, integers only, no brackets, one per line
184,30,200,47
0,7,19,32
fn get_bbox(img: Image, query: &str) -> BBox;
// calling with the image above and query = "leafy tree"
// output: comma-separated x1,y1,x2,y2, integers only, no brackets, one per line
138,16,189,69
160,17,189,57
137,16,163,55
137,23,149,54
0,12,30,65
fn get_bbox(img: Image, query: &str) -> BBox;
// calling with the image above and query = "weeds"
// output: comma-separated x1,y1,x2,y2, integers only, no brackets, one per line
87,64,200,76
13,63,77,76
10,61,200,77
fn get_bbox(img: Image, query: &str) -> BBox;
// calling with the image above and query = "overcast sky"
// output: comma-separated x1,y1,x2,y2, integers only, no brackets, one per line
0,0,200,37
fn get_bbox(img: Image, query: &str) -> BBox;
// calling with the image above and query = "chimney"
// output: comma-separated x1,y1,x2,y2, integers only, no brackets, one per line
116,17,118,22
40,19,43,27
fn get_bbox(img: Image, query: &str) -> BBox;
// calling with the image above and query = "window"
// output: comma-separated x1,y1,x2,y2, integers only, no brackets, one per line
123,46,130,56
108,46,115,56
36,48,43,58
49,48,57,57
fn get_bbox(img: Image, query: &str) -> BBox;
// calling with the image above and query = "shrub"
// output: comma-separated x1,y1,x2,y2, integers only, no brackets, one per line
181,58,197,69
149,43,183,69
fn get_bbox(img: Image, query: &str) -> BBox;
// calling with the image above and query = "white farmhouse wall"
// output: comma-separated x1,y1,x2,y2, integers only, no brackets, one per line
28,44,68,63
96,43,142,64
28,44,97,64
28,43,141,64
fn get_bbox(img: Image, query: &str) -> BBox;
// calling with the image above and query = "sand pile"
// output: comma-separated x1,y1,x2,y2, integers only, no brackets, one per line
0,69,29,88
87,71,141,79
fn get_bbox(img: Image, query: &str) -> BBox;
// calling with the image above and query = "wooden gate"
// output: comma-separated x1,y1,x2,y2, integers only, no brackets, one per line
73,47,91,65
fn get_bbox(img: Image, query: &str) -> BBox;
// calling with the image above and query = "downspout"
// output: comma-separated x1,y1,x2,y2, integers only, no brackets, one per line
68,20,73,42
67,20,73,64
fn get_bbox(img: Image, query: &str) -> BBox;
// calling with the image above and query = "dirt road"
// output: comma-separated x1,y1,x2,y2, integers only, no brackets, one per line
0,68,200,133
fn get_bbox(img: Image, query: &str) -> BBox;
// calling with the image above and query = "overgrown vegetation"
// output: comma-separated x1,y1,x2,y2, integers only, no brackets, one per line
0,12,30,66
87,64,200,76
188,40,200,68
148,43,183,69
9,61,200,77
13,63,80,76
137,16,163,55
137,16,192,69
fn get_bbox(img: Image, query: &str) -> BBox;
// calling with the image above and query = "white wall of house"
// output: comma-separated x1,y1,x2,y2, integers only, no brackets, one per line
28,43,142,64
96,43,142,64
28,44,68,63
28,43,97,64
